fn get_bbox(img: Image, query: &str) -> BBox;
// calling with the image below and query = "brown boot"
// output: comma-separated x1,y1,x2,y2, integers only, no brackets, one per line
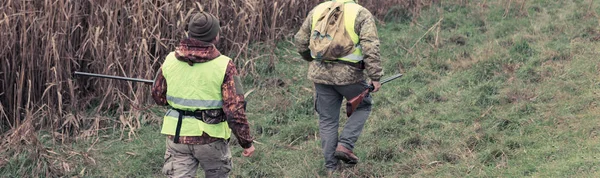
334,145,359,165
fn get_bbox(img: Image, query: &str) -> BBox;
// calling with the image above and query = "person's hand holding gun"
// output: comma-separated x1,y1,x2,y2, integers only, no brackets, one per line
346,74,403,117
370,81,381,93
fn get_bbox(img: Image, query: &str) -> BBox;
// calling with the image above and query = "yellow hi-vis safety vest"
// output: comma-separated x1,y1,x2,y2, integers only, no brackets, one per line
311,0,363,63
160,52,232,139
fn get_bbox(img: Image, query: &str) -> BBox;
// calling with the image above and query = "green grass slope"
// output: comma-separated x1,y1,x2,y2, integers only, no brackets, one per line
4,1,599,177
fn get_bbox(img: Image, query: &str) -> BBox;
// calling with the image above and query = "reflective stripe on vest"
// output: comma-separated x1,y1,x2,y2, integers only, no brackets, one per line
165,96,223,108
311,0,363,63
160,52,231,139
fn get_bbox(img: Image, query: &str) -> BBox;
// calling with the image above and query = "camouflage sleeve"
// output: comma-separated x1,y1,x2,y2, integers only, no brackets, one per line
151,68,168,106
222,61,253,149
356,7,383,81
294,9,315,60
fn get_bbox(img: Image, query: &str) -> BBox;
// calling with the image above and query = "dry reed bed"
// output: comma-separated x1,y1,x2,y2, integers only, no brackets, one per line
1,0,432,135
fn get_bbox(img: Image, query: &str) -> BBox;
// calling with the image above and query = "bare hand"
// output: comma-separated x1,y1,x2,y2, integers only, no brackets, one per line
370,81,381,93
242,145,255,157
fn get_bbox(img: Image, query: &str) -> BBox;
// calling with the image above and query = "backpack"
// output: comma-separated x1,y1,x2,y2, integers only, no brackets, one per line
309,1,356,61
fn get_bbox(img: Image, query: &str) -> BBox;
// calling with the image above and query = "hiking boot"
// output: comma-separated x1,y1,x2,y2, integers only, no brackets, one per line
334,145,359,165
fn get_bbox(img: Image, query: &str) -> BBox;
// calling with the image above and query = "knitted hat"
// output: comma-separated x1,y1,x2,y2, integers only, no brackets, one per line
187,12,220,42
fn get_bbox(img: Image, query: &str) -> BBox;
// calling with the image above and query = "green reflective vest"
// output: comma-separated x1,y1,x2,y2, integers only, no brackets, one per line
311,0,363,63
160,52,232,139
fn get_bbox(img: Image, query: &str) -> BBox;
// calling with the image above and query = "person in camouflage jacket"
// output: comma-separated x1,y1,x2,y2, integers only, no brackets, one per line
294,0,384,174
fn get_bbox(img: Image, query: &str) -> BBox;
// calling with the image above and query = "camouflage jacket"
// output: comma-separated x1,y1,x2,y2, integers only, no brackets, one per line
151,38,253,149
294,2,383,85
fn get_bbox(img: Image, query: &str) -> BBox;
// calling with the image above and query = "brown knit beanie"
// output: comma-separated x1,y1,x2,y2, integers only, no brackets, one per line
187,12,220,42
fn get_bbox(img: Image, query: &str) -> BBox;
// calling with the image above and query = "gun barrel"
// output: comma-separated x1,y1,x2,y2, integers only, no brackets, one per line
73,71,154,84
380,73,403,84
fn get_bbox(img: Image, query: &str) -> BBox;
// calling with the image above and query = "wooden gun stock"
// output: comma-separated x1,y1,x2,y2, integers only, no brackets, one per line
344,73,403,117
345,88,371,117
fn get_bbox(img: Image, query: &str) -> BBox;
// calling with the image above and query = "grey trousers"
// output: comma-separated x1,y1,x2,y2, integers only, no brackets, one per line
162,138,232,178
314,81,372,169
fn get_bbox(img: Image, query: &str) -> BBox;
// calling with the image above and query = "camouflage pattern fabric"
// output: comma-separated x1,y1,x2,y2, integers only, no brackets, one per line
152,38,253,148
294,3,383,85
162,138,232,178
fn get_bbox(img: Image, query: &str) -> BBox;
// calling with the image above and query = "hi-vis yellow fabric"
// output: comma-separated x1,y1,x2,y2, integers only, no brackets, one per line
310,0,363,63
160,52,231,138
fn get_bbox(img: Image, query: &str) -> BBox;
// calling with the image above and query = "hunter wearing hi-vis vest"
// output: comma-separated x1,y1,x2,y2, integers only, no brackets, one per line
151,12,255,178
294,0,383,175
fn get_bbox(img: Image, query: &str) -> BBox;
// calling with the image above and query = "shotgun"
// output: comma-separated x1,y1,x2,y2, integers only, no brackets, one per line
345,73,403,117
73,71,154,84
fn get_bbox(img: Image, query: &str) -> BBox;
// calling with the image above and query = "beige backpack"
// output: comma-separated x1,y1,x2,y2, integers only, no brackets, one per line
309,1,356,61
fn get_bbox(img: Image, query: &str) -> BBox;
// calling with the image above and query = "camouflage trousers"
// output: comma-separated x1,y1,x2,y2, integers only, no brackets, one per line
162,138,232,178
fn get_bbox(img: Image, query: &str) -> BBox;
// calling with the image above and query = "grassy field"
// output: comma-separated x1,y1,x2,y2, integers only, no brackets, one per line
3,0,600,177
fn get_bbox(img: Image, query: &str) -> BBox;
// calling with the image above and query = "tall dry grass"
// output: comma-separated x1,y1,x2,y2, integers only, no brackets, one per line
0,0,432,175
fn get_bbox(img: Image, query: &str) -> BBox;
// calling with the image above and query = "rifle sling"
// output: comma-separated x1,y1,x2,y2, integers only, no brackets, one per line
173,113,183,144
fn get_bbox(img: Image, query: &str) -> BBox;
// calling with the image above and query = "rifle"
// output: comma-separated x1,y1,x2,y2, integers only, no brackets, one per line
345,73,403,117
73,71,154,84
